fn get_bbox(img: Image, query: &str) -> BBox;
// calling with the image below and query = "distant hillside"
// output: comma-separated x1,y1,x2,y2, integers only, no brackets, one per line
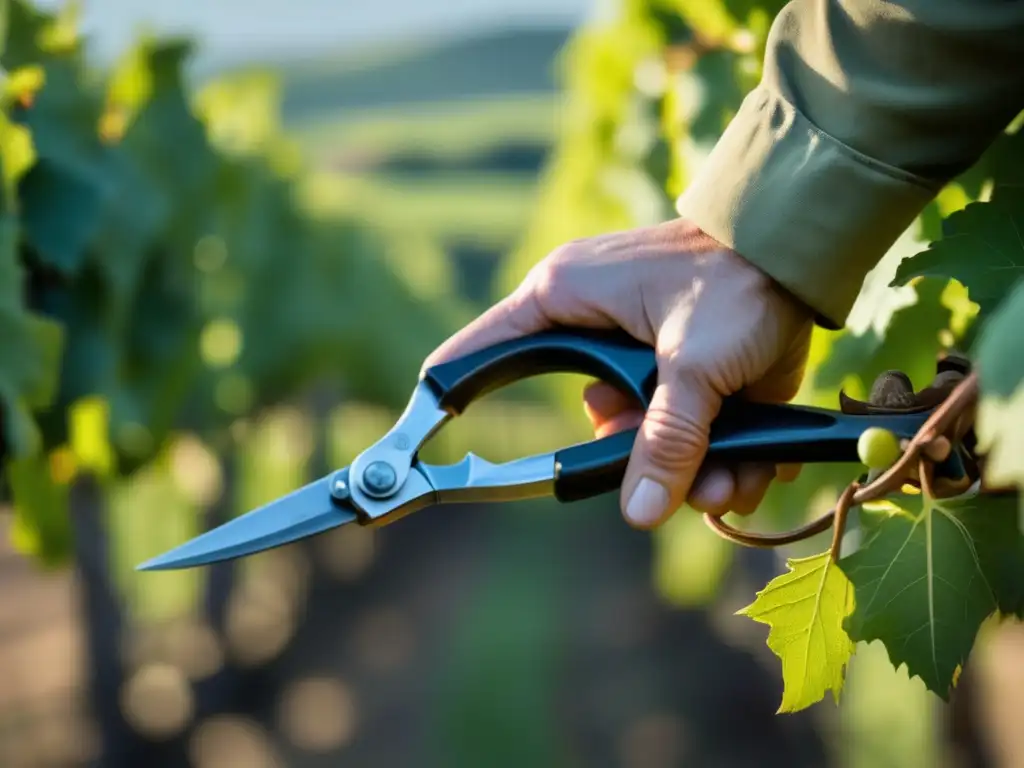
270,26,569,122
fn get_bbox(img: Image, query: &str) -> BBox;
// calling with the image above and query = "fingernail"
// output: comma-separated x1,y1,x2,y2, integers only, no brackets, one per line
626,477,669,526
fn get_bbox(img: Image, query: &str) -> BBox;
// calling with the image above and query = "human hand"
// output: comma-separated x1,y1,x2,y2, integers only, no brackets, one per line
422,218,814,529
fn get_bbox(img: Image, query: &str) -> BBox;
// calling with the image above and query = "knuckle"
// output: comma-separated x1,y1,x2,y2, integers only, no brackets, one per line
662,349,726,393
641,405,708,468
528,241,587,302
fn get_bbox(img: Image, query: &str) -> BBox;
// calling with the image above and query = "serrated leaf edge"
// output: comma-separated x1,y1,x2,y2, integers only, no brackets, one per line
737,552,855,713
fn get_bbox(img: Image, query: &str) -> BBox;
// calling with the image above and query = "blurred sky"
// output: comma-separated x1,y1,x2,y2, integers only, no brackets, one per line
35,0,595,66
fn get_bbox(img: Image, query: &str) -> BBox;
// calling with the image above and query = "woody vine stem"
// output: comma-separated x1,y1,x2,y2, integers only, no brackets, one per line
703,371,981,559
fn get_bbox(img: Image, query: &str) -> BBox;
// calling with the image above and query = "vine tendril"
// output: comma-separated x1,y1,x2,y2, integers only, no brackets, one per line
703,371,981,559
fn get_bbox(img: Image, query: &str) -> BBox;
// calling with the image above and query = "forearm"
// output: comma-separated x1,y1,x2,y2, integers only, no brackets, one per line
677,0,1024,329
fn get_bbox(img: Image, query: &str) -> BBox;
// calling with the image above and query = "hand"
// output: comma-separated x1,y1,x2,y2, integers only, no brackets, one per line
422,218,814,529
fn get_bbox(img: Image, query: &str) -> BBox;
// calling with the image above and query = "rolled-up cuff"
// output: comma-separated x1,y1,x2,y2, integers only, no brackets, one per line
676,84,942,330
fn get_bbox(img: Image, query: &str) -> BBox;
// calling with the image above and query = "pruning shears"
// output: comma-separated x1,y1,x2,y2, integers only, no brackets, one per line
137,328,976,572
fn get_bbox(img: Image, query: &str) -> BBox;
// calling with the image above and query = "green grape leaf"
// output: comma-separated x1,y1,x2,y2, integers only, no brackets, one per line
913,130,1021,244
815,279,952,397
0,0,7,58
892,191,1024,320
120,41,217,210
974,278,1024,399
666,0,737,43
88,145,167,310
6,450,72,567
0,0,55,69
688,49,744,146
0,214,63,456
7,46,112,273
19,159,102,272
839,492,1024,698
737,551,856,713
0,108,35,208
973,279,1024,493
195,70,282,157
976,390,1024,502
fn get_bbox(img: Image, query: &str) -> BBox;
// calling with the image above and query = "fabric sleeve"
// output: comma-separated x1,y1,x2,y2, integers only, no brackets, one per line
675,0,1024,328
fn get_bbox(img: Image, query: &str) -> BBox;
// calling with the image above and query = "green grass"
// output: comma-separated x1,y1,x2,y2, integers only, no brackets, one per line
292,92,559,165
299,171,539,246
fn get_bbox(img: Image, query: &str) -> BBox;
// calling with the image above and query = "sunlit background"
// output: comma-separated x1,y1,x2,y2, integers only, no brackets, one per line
2,1,1023,766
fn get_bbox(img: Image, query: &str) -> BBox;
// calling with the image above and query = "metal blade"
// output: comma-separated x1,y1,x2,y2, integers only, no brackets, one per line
136,475,359,571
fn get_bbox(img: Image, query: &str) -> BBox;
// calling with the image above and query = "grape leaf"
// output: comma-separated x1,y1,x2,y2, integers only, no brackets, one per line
0,213,63,456
737,551,856,713
815,279,952,397
973,279,1024,494
688,49,744,145
891,190,1024,320
974,278,1024,399
19,159,102,272
838,492,1024,698
0,0,55,70
6,450,71,567
913,131,1023,244
0,108,35,207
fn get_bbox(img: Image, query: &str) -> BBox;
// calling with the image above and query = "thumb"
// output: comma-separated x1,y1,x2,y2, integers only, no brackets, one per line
620,369,723,529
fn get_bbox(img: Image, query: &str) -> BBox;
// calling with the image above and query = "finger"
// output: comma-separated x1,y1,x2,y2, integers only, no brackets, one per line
688,464,735,516
593,409,645,439
619,371,723,529
776,463,802,483
582,381,637,422
420,288,548,374
583,381,644,436
730,462,776,515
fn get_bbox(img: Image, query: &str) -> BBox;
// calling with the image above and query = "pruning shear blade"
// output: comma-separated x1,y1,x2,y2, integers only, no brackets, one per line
137,477,359,571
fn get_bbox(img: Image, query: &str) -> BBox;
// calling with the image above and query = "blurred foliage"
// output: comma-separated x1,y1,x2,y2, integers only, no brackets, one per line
0,0,471,580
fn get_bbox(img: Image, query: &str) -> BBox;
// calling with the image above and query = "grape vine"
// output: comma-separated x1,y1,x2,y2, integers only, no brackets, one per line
0,0,455,567
505,0,1024,712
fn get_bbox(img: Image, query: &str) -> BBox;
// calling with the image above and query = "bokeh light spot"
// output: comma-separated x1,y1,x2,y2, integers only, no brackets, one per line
116,421,153,458
191,716,281,768
121,662,194,740
618,713,689,768
349,607,415,673
166,620,225,681
316,525,375,581
170,435,223,508
278,677,357,753
125,620,224,681
200,318,243,369
194,235,228,272
225,576,296,667
215,372,254,414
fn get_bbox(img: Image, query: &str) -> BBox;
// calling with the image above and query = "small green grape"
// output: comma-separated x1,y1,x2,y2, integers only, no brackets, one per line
857,427,902,470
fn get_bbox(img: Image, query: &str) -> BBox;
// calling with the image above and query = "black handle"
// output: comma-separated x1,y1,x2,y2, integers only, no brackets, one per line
552,399,934,503
422,327,659,413
422,328,937,505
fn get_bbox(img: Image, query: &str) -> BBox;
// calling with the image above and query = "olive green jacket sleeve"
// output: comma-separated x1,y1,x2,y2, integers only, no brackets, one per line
675,0,1024,329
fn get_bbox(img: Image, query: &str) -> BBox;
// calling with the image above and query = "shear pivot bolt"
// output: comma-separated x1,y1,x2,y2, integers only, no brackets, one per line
362,461,397,495
330,471,350,501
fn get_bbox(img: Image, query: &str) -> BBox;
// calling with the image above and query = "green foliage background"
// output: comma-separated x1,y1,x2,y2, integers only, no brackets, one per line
1,0,1023,751
0,0,482,582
